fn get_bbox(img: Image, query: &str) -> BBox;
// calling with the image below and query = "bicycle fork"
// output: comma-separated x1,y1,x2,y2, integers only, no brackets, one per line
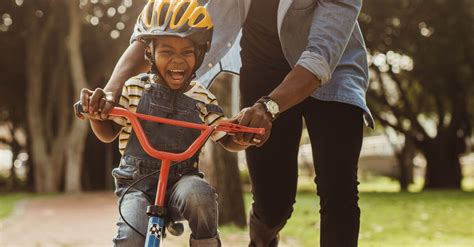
145,159,171,247
145,216,166,247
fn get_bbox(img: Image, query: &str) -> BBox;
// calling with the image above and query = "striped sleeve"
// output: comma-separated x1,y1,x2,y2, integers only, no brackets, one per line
184,81,228,142
111,85,129,127
208,114,227,142
112,76,146,155
204,98,227,142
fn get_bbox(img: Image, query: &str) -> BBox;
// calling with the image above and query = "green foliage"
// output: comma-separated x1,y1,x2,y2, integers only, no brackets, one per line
220,191,474,246
360,0,474,189
361,0,473,127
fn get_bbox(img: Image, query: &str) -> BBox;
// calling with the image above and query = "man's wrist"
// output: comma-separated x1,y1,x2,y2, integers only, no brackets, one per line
256,96,280,121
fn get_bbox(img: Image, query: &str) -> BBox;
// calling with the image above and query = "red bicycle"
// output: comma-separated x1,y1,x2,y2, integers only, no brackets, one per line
76,104,264,246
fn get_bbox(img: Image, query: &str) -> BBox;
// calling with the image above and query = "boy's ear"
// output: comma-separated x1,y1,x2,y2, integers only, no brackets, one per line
144,46,153,62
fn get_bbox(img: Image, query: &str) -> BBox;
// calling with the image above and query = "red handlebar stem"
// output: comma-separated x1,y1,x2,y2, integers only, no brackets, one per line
109,107,264,162
109,107,264,206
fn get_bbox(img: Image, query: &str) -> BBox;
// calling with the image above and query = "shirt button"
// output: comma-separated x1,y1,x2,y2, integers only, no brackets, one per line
208,63,213,68
144,84,151,90
227,42,232,47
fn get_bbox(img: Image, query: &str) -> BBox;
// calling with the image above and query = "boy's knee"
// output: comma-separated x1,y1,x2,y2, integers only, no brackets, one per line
113,225,145,247
189,185,217,207
176,176,217,209
182,184,218,224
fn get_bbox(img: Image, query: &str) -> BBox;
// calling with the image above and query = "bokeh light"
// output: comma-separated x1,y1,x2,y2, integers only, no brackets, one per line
90,16,99,26
110,30,120,39
117,5,127,14
2,14,12,26
35,10,43,18
107,7,116,17
116,22,125,30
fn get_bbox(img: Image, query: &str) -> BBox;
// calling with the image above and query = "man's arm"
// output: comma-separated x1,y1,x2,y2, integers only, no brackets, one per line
234,65,319,146
297,0,362,85
234,0,363,145
272,0,363,111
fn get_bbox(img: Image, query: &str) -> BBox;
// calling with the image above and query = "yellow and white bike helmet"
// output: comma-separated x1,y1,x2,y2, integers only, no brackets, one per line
134,0,214,74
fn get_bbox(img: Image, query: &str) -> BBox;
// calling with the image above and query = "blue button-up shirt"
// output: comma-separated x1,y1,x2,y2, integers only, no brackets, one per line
132,0,373,127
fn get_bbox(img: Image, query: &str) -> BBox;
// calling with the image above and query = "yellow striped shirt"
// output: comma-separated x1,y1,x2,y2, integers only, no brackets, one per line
113,75,226,154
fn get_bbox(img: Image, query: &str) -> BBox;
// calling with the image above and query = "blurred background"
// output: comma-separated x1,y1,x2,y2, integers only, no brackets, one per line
0,0,473,246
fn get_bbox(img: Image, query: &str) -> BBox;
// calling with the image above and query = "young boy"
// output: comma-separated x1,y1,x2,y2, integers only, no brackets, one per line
76,1,248,246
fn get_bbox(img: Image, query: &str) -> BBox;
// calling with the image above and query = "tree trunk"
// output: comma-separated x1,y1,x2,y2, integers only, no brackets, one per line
64,120,88,193
104,142,117,190
82,134,119,190
26,140,35,192
5,125,21,191
201,142,247,227
421,135,463,189
200,73,247,227
397,137,415,191
64,0,89,193
25,2,89,193
26,9,65,193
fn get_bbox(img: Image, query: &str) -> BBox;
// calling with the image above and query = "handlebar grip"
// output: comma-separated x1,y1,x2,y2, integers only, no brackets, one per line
216,122,265,135
74,101,85,114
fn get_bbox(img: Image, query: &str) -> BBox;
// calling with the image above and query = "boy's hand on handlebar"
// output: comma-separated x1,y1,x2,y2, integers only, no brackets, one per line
232,104,272,147
75,88,116,120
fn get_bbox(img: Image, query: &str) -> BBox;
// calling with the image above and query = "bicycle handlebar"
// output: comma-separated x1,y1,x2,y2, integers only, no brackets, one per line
75,103,265,162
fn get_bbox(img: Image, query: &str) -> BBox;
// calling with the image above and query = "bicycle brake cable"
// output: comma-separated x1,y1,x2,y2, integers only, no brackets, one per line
119,169,161,239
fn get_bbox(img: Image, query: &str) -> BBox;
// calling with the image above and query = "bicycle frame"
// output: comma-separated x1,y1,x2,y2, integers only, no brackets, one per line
106,107,264,247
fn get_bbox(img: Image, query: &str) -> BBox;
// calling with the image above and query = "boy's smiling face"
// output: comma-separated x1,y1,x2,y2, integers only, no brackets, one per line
153,36,196,90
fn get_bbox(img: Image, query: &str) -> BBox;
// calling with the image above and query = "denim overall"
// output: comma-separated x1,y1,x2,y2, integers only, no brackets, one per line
112,77,221,246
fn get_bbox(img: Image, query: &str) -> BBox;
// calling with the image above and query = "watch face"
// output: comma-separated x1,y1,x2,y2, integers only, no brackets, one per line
266,100,279,115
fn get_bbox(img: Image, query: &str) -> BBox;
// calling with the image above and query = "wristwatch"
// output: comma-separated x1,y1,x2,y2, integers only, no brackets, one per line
257,96,280,121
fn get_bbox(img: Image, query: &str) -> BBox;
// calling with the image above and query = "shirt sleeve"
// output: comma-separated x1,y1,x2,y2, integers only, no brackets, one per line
111,85,130,127
296,0,362,85
204,102,227,142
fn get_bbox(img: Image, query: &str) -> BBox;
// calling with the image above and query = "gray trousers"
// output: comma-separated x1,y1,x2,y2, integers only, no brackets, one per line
113,175,219,246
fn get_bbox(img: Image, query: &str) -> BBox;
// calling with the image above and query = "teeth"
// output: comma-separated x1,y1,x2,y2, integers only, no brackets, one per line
170,70,184,73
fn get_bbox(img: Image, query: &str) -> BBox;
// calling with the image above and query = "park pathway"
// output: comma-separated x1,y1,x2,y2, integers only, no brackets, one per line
0,192,262,247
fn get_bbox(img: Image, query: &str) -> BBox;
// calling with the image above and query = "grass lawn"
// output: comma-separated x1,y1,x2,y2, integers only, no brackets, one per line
222,191,474,247
1,181,472,246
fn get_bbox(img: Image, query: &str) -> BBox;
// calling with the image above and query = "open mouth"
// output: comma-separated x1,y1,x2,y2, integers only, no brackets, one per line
167,69,186,81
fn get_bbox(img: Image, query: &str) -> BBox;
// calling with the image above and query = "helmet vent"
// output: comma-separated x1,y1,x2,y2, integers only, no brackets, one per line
159,3,170,27
193,13,204,24
175,2,190,26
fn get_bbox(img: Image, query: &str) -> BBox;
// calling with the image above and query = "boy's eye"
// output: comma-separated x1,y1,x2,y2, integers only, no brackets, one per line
158,50,173,55
182,50,195,57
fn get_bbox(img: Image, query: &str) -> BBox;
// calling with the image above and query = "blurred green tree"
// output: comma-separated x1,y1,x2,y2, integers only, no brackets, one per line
0,0,140,192
360,0,473,189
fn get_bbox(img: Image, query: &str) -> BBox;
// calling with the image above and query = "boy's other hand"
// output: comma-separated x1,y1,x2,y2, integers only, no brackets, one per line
76,88,115,120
